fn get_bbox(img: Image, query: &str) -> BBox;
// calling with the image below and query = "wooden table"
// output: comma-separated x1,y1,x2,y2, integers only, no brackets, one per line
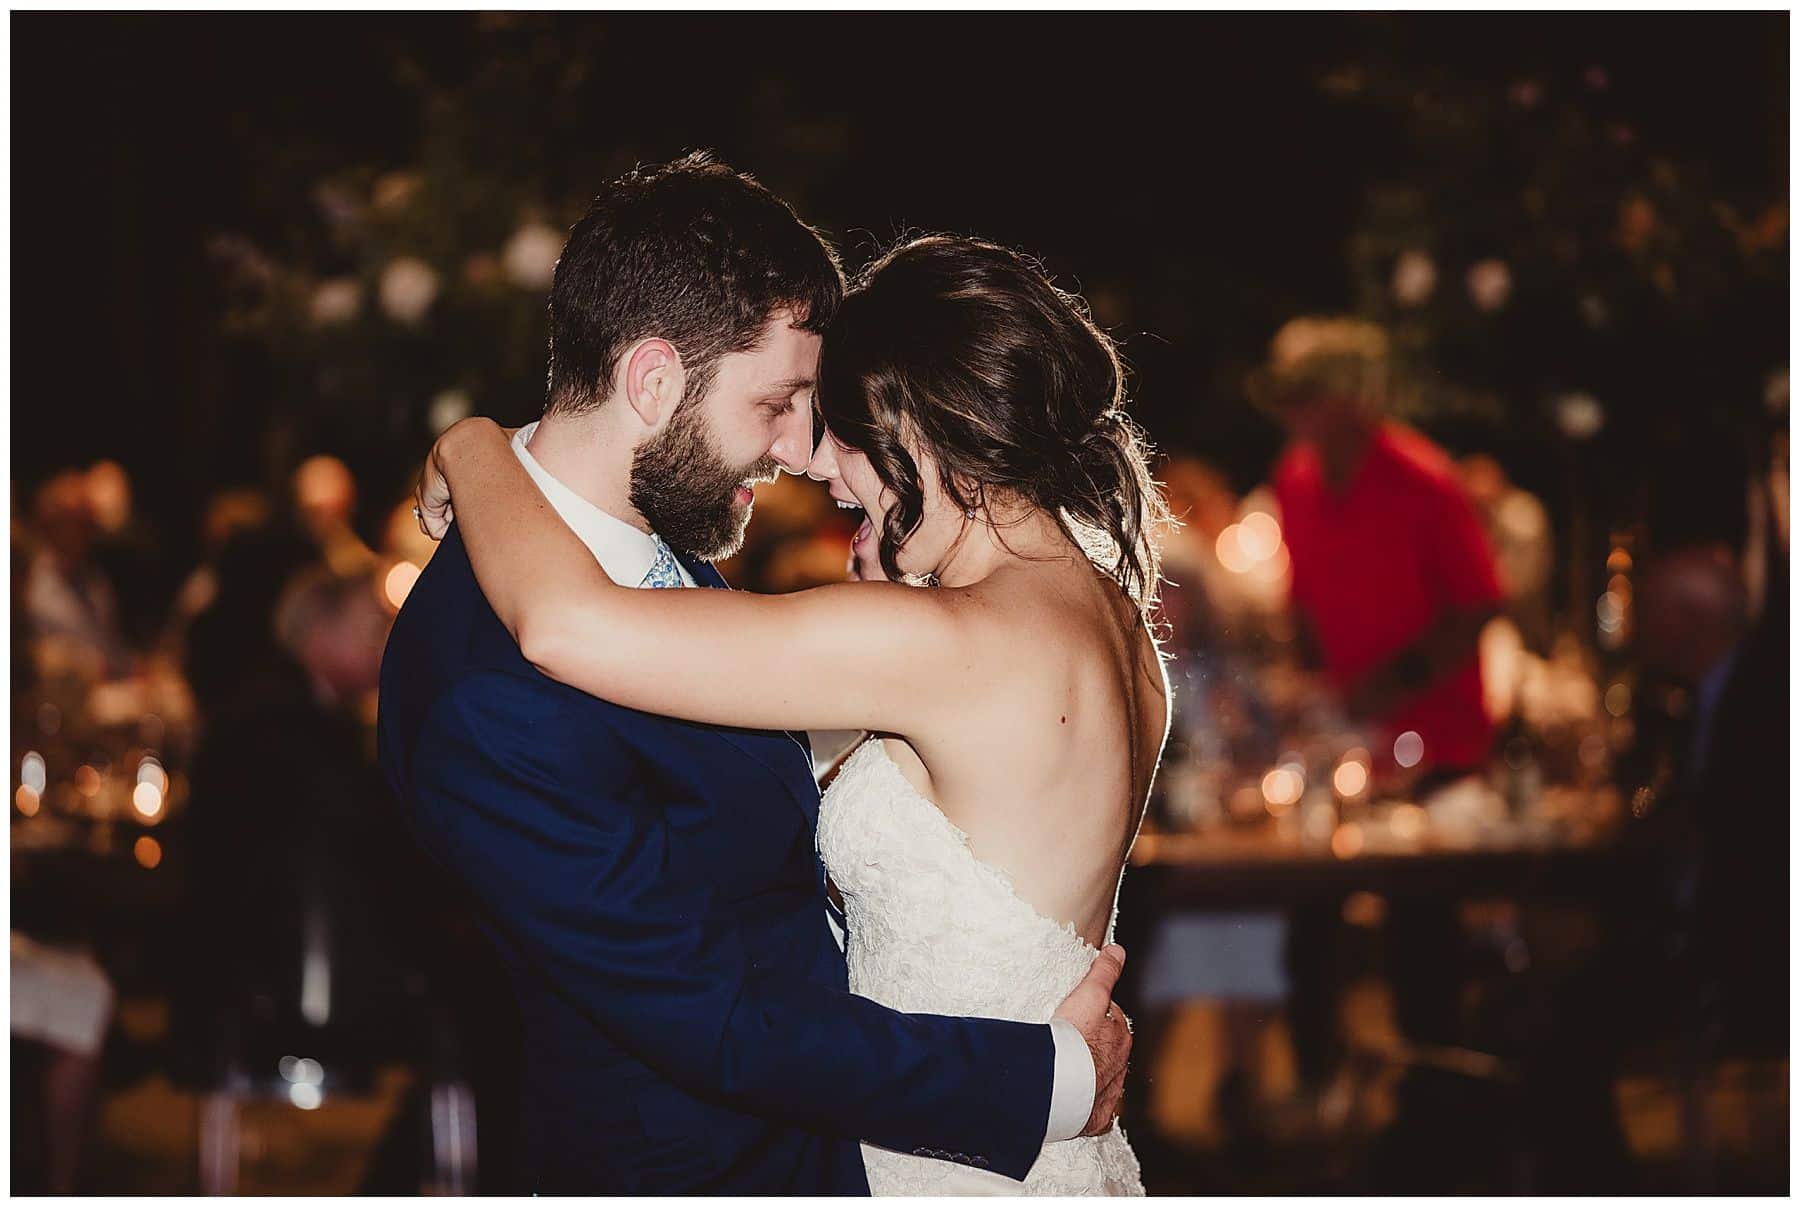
1126,823,1629,908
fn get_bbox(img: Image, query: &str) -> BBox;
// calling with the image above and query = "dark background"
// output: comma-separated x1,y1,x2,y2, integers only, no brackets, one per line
13,13,1787,576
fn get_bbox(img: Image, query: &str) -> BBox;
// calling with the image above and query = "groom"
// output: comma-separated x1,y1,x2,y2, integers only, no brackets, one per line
378,153,1131,1194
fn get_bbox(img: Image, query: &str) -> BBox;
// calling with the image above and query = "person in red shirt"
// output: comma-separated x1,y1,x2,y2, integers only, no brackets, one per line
1261,317,1505,779
1258,320,1510,1162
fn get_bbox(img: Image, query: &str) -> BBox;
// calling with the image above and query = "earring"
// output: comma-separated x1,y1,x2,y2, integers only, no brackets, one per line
965,506,976,520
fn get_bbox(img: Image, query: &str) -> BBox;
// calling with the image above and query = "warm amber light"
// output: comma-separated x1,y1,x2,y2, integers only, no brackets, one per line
1331,823,1366,859
75,765,101,797
1332,759,1370,799
1215,526,1252,574
132,781,164,820
134,836,163,869
1261,767,1304,811
1389,803,1427,842
1237,511,1282,562
136,757,168,793
1604,683,1632,718
384,561,422,610
15,785,40,817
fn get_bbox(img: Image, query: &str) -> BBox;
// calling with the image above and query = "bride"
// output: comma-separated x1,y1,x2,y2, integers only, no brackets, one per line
418,235,1171,1195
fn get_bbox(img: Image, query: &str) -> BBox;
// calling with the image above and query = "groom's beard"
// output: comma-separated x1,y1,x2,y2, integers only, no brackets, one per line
629,399,778,562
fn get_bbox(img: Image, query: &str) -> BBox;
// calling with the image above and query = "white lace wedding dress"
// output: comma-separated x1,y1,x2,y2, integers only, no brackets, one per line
817,738,1145,1196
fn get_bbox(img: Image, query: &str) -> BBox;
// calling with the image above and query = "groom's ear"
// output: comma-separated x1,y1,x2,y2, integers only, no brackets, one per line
619,337,687,433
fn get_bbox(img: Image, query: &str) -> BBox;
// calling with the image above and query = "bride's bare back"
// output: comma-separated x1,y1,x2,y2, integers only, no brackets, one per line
880,549,1169,949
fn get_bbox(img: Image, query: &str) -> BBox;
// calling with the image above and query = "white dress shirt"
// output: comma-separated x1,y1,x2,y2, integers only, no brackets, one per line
511,421,1095,1145
512,423,695,587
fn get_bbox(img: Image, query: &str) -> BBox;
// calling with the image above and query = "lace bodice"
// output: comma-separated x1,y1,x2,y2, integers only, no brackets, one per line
817,739,1144,1196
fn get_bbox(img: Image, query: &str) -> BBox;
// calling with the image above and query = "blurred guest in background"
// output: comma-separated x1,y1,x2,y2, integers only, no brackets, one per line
1634,542,1788,1058
1257,317,1505,785
291,454,376,577
1459,453,1554,655
1156,455,1238,648
180,516,314,721
21,469,132,680
1255,318,1508,1171
166,487,275,645
178,563,448,1097
84,459,171,649
10,933,114,1194
1136,455,1293,1149
179,553,517,1188
274,564,392,720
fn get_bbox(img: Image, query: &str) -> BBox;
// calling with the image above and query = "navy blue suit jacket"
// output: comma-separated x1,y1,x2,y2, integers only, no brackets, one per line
377,527,1055,1193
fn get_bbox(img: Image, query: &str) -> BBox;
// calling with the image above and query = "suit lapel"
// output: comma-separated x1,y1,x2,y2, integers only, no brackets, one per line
676,551,820,829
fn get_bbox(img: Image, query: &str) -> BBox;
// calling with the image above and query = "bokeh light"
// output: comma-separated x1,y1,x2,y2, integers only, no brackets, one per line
1215,525,1253,574
1389,803,1427,842
384,560,422,610
137,756,167,793
21,751,47,794
1604,683,1632,717
1260,766,1304,813
1237,511,1282,562
1332,758,1370,799
1393,731,1425,769
132,781,164,820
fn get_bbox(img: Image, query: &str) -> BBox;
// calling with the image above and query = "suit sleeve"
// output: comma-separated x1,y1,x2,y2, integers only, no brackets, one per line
408,670,1055,1180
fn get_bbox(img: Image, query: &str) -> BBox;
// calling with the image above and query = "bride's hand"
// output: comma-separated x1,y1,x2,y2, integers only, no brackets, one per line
415,417,515,540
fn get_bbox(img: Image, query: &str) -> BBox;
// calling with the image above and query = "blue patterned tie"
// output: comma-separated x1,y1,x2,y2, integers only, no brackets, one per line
640,536,686,589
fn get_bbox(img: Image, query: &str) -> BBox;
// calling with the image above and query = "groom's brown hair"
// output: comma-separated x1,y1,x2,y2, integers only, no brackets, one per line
544,151,845,416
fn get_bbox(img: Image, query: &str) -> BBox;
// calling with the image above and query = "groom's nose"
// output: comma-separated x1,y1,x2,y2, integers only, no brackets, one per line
767,401,813,476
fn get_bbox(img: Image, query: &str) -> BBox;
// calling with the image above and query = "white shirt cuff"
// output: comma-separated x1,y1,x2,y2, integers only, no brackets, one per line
1043,1018,1095,1142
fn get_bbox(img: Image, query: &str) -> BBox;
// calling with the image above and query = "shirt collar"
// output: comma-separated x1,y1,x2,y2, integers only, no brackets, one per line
511,421,688,588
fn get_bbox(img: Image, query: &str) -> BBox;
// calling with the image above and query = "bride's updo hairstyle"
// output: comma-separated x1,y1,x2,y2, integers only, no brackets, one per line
818,235,1168,612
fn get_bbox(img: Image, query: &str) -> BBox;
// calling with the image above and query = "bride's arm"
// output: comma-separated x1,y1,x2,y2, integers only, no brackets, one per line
425,418,981,735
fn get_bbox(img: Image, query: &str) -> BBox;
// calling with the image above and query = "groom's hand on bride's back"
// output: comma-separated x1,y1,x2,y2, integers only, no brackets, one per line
1052,943,1132,1136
